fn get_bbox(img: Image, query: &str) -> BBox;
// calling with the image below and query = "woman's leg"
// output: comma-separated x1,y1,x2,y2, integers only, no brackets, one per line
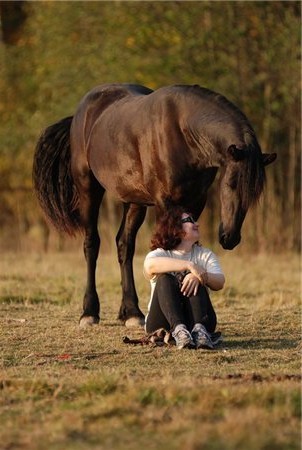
145,274,186,333
184,286,217,333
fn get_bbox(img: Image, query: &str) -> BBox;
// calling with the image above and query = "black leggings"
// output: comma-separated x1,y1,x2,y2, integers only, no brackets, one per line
145,273,217,334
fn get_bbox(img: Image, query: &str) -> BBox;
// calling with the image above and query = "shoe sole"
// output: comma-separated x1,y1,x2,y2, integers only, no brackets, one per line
196,342,214,350
177,340,195,349
211,337,223,346
210,332,223,346
192,331,214,350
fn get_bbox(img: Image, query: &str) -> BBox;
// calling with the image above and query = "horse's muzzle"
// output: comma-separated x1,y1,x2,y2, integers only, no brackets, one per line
219,224,241,250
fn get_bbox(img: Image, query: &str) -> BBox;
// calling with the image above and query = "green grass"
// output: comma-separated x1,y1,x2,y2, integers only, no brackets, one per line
0,251,301,450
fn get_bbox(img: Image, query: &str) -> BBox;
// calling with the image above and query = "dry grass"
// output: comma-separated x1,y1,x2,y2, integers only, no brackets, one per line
0,251,301,450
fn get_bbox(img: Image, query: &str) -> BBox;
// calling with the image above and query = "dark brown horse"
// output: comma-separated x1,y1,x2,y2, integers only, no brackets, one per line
33,84,276,327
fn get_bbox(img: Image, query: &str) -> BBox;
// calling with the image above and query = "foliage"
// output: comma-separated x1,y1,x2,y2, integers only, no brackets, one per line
0,1,300,251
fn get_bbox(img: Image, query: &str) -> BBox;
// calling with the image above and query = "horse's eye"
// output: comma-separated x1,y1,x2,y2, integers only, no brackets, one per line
228,173,238,190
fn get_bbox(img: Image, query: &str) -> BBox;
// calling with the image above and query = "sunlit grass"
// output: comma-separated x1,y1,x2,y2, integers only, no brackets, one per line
0,251,300,450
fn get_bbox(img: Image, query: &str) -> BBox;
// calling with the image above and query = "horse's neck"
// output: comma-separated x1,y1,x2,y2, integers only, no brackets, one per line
184,128,224,168
184,106,245,168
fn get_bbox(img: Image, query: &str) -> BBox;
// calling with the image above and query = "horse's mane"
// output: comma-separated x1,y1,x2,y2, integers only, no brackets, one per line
188,85,266,209
189,85,250,124
239,135,266,210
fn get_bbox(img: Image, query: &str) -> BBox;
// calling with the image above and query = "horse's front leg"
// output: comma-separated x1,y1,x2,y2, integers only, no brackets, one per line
116,203,146,327
77,177,105,327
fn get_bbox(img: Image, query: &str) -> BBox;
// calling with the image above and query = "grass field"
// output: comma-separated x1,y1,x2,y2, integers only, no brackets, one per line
0,251,301,450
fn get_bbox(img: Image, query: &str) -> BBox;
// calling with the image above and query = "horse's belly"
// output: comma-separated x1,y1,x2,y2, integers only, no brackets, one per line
89,155,154,205
87,106,180,205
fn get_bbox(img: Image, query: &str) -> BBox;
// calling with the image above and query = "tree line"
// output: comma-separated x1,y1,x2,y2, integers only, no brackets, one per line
0,1,300,252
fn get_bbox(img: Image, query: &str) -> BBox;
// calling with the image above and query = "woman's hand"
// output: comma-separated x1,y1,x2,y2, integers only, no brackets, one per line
188,262,225,291
180,273,200,297
187,262,206,284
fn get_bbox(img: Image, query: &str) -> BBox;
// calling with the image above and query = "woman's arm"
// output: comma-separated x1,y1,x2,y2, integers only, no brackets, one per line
180,271,225,296
144,257,204,284
203,272,225,291
144,257,225,291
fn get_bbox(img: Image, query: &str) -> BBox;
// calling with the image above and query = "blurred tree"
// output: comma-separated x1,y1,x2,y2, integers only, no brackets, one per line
0,1,300,252
0,1,27,45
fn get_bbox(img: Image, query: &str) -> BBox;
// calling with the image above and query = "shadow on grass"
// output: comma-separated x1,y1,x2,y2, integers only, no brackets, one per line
223,337,299,350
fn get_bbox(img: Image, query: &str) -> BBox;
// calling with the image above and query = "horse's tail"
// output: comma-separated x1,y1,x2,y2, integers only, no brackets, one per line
32,116,82,235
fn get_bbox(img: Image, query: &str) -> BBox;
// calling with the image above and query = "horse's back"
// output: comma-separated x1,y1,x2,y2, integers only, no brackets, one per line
72,83,256,205
74,83,248,152
71,83,153,144
77,83,153,120
70,84,153,189
85,85,193,203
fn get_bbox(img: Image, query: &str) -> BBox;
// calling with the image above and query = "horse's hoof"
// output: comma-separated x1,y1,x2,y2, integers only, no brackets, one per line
125,317,145,328
79,316,99,328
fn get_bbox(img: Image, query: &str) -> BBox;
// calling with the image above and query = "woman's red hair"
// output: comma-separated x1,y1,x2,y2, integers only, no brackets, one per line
150,205,189,250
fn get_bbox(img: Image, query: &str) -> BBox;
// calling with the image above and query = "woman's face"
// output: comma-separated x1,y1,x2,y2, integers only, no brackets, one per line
181,213,200,242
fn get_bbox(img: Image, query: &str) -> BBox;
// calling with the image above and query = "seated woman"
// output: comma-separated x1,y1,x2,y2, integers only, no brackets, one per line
143,206,225,349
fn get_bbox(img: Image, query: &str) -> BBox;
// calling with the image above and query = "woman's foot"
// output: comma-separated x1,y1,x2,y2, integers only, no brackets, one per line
172,324,195,349
192,324,214,349
210,331,223,346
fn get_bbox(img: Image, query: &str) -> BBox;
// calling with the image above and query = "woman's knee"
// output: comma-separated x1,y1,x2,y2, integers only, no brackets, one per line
196,285,209,297
155,273,178,290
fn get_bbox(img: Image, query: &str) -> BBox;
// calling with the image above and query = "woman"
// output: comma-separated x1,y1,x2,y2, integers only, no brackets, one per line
143,206,225,349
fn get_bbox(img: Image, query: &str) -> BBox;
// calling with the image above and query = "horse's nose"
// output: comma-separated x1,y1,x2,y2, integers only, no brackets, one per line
219,224,241,250
219,233,241,250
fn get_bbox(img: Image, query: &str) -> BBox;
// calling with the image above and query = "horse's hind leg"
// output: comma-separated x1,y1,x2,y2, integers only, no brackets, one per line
76,171,105,327
116,203,146,327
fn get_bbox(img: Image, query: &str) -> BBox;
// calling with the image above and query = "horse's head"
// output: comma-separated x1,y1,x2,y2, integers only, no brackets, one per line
219,145,276,250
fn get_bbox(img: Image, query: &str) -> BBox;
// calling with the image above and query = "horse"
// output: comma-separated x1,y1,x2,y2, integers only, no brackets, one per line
32,83,276,327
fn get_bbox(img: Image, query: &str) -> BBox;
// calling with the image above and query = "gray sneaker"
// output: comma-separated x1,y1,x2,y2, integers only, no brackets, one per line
192,324,214,349
210,331,223,346
172,326,195,349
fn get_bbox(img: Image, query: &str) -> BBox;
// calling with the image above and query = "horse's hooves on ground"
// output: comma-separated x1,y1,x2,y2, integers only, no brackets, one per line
125,317,145,328
79,316,99,328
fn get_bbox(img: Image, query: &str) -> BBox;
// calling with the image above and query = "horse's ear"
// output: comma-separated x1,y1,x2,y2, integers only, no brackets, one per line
227,145,247,161
262,153,277,166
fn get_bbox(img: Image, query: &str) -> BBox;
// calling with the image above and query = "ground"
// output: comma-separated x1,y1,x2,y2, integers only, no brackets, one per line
0,251,300,450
